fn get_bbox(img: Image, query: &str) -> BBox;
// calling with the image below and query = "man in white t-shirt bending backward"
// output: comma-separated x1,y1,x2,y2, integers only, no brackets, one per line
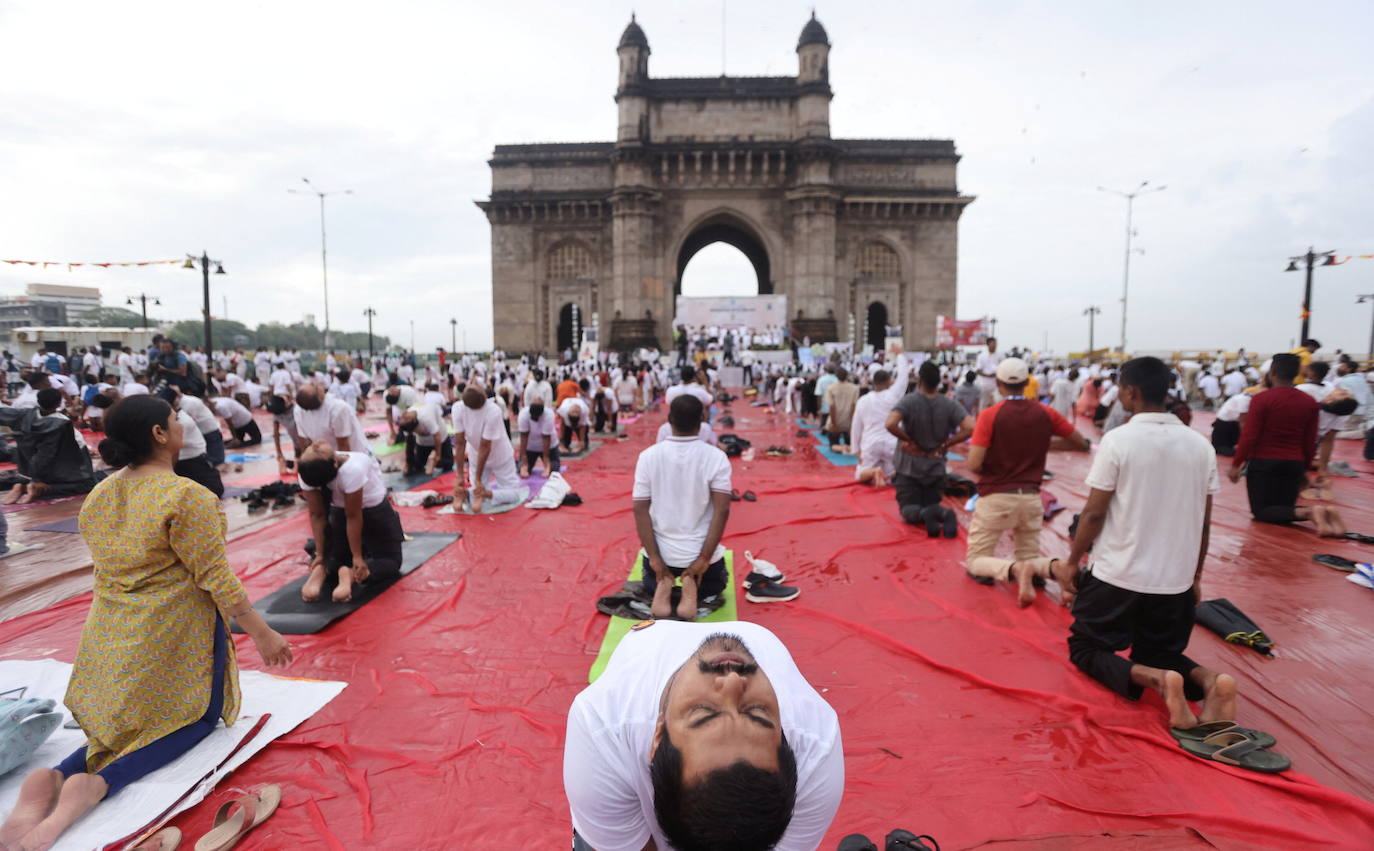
564,620,844,851
452,387,523,512
634,395,731,622
297,442,404,604
1062,357,1244,737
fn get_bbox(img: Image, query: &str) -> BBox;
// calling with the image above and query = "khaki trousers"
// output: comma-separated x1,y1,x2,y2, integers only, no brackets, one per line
966,492,1054,581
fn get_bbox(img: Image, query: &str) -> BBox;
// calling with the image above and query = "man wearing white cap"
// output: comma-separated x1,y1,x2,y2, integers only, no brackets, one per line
965,357,1090,604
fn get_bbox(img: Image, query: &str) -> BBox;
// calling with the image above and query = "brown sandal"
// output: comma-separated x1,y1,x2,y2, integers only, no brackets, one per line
194,784,282,851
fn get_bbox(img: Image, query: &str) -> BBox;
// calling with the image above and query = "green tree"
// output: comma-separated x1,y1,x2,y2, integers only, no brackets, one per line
164,319,255,351
76,306,156,328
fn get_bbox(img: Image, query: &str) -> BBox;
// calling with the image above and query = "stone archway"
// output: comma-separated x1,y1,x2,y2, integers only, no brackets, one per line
674,215,773,296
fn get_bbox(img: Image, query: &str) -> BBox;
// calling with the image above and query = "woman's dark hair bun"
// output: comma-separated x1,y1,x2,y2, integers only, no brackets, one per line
98,438,135,468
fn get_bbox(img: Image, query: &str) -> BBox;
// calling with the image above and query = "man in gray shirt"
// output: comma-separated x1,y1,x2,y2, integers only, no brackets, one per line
885,361,975,537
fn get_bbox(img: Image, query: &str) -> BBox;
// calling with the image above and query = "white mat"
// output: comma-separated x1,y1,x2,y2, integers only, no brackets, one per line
0,659,345,851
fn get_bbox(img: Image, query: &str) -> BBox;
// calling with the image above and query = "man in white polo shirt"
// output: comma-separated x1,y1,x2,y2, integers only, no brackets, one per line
517,399,559,476
563,620,844,851
1062,357,1244,738
633,395,732,621
452,387,523,512
974,336,1003,414
297,441,404,604
293,382,369,454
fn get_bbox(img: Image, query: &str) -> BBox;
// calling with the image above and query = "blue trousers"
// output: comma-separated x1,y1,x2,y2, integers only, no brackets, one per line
56,616,227,798
203,429,227,467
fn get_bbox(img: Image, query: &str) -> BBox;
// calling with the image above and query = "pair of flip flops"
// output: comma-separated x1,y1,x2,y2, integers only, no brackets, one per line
1170,722,1289,773
730,489,758,502
134,784,281,850
1313,553,1368,573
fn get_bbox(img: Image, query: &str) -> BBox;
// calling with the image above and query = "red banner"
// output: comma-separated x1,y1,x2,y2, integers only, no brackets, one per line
935,315,988,348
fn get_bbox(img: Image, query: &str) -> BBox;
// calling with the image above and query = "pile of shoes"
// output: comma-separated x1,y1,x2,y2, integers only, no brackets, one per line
240,480,302,512
718,434,752,457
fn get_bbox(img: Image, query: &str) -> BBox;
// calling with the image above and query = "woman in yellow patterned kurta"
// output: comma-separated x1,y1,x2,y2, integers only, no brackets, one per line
0,394,292,850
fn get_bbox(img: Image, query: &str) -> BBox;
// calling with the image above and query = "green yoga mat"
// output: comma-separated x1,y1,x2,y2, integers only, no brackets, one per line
588,550,737,683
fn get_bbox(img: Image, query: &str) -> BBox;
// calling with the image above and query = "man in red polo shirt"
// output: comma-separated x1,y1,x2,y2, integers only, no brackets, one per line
966,358,1090,604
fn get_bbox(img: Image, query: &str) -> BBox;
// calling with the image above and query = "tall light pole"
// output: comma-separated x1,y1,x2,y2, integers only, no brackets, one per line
289,178,352,350
363,307,377,360
987,316,998,339
409,319,415,353
1098,181,1166,354
126,293,161,329
1286,248,1337,343
1356,294,1374,363
1083,305,1101,354
450,317,458,354
184,252,225,353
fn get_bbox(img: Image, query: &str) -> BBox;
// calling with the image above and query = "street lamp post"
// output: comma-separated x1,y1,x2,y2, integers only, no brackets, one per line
1356,294,1374,364
289,178,352,350
184,253,225,353
1083,305,1102,354
410,320,415,353
126,293,161,329
988,316,998,339
450,318,458,354
363,307,377,360
1286,248,1337,343
1098,181,1167,353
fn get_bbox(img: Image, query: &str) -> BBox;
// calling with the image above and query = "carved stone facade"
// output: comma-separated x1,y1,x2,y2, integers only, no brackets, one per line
478,14,974,353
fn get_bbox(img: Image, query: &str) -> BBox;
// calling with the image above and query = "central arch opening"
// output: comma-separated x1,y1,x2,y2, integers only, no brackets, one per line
675,217,772,296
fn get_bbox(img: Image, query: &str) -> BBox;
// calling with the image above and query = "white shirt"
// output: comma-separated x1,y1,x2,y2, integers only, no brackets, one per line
1215,393,1251,423
564,620,844,851
1220,372,1248,398
177,410,207,460
850,371,909,462
631,436,731,567
179,395,220,435
452,399,509,453
523,379,554,407
517,407,557,452
1198,374,1221,399
407,402,447,446
654,422,718,446
665,383,713,407
121,382,149,397
1085,413,1220,594
330,381,361,407
614,376,638,406
302,451,388,509
211,396,254,428
293,396,370,454
975,350,1002,381
558,397,591,426
115,352,135,383
269,368,295,397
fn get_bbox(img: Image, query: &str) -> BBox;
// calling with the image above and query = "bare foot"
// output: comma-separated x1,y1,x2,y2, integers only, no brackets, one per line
470,488,486,513
1198,673,1238,725
0,769,61,849
676,574,699,620
1011,561,1037,607
1159,670,1198,730
1326,507,1347,537
301,563,328,603
1049,559,1077,607
14,488,34,506
651,578,673,619
0,486,22,506
18,772,107,851
873,470,887,488
332,571,354,603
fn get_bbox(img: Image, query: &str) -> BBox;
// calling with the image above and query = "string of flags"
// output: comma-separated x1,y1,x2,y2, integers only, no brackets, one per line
2,258,183,272
1331,255,1374,265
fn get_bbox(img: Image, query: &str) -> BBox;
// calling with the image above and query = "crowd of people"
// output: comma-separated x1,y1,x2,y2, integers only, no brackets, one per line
2,326,1366,849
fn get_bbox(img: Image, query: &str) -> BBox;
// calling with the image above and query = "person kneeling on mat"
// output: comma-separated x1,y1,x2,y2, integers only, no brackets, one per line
564,622,843,851
452,386,524,512
884,361,974,537
297,440,404,604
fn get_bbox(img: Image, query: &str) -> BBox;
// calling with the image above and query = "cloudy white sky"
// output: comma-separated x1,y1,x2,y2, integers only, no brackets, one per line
2,0,1370,354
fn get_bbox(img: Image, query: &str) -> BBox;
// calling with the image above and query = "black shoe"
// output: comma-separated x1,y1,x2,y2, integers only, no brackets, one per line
837,835,878,851
966,571,994,586
886,830,939,851
745,579,801,603
743,569,788,587
245,498,268,512
925,513,941,538
942,512,958,538
271,495,295,509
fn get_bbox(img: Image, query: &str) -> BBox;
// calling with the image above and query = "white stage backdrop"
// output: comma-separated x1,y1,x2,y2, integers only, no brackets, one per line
675,295,788,329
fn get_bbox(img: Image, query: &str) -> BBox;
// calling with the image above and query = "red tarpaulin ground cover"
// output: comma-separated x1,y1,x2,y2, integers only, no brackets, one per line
2,400,1373,849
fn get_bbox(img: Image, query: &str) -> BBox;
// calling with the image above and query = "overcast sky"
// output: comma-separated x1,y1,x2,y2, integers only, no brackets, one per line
2,0,1370,354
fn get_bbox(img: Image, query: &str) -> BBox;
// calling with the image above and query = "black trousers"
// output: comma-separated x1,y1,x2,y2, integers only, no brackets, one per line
640,554,728,601
1244,458,1306,524
893,472,951,527
324,502,405,580
826,429,850,448
174,454,224,498
1365,428,1374,462
1068,572,1203,701
1210,420,1239,456
561,422,587,450
524,446,561,474
230,419,262,446
405,433,453,473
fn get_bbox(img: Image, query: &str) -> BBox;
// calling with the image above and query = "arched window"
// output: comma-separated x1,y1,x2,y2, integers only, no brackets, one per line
856,241,900,280
548,241,594,279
